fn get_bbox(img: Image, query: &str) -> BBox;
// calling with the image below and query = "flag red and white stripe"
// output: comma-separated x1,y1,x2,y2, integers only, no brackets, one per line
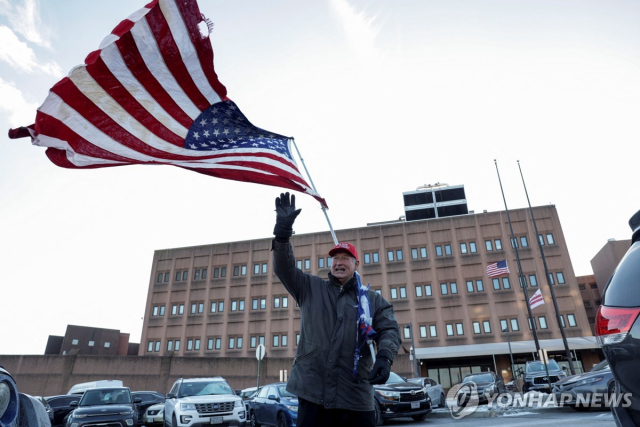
529,289,544,309
8,0,327,208
486,260,510,278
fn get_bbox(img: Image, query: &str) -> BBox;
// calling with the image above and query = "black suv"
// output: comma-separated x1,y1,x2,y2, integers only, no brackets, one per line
522,359,567,393
373,372,431,425
461,372,506,403
596,209,640,426
65,387,140,427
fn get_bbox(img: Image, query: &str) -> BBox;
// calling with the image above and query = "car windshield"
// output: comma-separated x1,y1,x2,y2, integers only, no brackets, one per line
277,386,296,399
526,360,560,373
385,372,405,384
463,373,493,384
179,381,234,397
80,389,130,406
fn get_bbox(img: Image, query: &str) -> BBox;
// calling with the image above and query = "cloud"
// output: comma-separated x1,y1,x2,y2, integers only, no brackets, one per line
0,0,52,48
0,77,39,127
329,0,381,62
0,26,63,77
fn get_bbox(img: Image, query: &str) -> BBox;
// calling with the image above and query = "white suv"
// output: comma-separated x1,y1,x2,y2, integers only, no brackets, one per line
164,377,246,426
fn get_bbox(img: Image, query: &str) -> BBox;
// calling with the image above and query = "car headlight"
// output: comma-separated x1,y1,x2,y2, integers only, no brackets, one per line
285,405,298,413
576,376,603,386
74,414,87,419
125,419,134,426
180,403,197,410
234,399,243,407
375,390,400,401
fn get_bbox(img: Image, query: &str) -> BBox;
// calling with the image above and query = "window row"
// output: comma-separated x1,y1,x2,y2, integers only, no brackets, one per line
151,296,290,316
70,339,111,348
146,334,303,353
500,313,578,332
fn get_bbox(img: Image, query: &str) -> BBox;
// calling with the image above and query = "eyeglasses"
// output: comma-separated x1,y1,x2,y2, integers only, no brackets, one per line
332,256,354,263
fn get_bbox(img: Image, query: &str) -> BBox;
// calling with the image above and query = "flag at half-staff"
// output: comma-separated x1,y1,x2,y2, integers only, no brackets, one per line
528,289,545,309
7,0,327,208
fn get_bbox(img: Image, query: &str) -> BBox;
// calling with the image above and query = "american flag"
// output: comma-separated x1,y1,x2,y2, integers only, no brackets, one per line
529,289,545,309
8,0,327,208
486,260,510,278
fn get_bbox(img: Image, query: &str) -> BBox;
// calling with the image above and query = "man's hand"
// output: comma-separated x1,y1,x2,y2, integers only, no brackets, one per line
368,349,393,385
273,192,301,240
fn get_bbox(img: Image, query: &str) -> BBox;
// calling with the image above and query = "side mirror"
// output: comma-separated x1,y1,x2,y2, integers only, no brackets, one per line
562,366,568,371
70,401,78,407
134,398,142,403
166,393,176,399
267,395,279,401
235,390,242,396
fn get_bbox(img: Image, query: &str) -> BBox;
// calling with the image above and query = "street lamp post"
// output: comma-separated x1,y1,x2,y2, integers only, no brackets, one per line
503,327,516,383
405,324,419,378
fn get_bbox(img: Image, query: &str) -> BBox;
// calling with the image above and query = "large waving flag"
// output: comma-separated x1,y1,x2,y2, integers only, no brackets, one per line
8,0,327,208
486,260,510,278
529,288,545,309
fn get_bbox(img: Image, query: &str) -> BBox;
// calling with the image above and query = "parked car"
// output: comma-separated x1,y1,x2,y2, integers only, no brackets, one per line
373,372,431,425
553,359,615,410
67,379,124,395
406,377,446,408
131,391,165,425
249,382,297,427
164,377,245,427
596,208,640,427
143,403,164,426
64,387,140,427
33,396,54,425
240,387,260,400
460,372,506,403
45,394,85,427
522,359,567,393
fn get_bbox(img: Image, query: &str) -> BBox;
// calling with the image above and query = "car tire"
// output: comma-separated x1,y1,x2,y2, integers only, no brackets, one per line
276,412,287,427
439,393,446,408
250,410,260,427
412,414,428,422
374,402,385,426
173,414,179,427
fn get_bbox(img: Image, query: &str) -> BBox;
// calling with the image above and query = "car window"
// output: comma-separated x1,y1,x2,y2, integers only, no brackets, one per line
385,372,405,384
179,381,233,397
257,387,269,398
591,360,610,372
463,373,494,383
526,360,560,373
267,387,277,398
430,379,437,386
81,389,131,406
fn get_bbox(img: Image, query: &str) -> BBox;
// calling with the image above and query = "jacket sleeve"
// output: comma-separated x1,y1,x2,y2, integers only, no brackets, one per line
371,292,401,360
272,239,310,304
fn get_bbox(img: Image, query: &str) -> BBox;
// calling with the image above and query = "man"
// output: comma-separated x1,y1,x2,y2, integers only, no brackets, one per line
271,192,401,427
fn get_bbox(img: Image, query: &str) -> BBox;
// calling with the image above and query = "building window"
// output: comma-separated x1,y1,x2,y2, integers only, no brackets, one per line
546,233,555,244
584,301,591,308
175,270,188,282
318,257,325,269
528,318,536,330
539,316,548,329
456,323,464,335
326,257,332,267
415,285,423,297
420,247,427,258
231,301,238,311
559,315,565,327
296,260,302,269
233,266,239,276
372,252,379,263
485,240,493,251
250,336,257,348
215,338,222,350
483,321,491,333
167,340,173,351
274,297,280,309
399,287,407,298
502,277,511,289
520,236,529,247
495,239,502,250
476,280,484,292
460,243,468,254
262,263,268,274
424,284,432,296
387,251,394,262
229,338,235,349
473,321,481,334
440,283,448,295
419,326,427,338
529,275,538,287
304,259,310,270
153,306,159,316
88,340,95,347
390,288,398,299
281,335,287,347
147,341,154,352
254,264,260,275
273,335,279,347
492,278,500,290
557,272,566,284
238,337,244,349
403,328,411,339
466,281,474,293
296,334,300,345
179,304,184,315
568,314,577,327
157,272,170,283
511,238,518,248
174,340,179,351
510,318,519,331
260,298,266,309
239,300,245,311
548,273,555,285
500,319,508,331
469,242,477,253
590,283,598,289
429,325,437,337
538,234,545,246
194,339,200,350
450,282,458,294
396,249,403,261
207,339,214,350
411,248,418,259
444,245,452,256
252,299,258,310
187,340,193,351
213,267,227,278
194,268,207,280
435,245,443,257
579,284,586,290
364,253,371,264
190,303,197,314
446,324,454,336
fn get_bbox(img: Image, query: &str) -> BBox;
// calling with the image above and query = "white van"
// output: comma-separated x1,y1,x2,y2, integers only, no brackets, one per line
67,379,124,395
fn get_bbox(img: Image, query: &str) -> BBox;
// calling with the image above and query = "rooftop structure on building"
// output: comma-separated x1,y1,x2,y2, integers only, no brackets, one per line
45,325,139,356
403,183,468,222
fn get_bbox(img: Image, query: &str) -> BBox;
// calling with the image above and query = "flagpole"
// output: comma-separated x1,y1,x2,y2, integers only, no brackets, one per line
494,160,552,391
517,160,576,375
290,139,338,245
291,138,377,363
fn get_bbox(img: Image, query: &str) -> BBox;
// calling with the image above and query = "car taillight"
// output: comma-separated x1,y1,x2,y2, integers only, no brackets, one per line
596,306,640,346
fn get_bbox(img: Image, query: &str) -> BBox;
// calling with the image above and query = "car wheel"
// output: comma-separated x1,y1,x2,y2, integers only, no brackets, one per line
374,402,385,426
250,410,260,427
412,414,428,422
173,414,178,427
439,393,446,408
276,412,287,427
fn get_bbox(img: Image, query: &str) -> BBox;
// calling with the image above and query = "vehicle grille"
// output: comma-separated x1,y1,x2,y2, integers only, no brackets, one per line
83,423,123,427
400,391,426,402
195,401,235,414
533,376,559,385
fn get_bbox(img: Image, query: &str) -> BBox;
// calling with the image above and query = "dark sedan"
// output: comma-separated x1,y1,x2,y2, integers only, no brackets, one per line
373,372,431,425
553,359,614,410
522,359,567,393
45,395,80,427
248,382,297,427
461,372,506,403
65,387,140,427
596,208,640,426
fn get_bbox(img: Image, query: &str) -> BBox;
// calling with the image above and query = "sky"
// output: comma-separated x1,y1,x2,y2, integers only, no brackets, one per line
1,0,639,355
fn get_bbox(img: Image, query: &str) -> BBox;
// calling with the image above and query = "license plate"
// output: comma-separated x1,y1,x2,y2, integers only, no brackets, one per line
210,416,223,424
411,402,420,409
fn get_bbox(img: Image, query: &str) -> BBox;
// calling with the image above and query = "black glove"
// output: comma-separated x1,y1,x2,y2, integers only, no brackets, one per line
368,349,393,385
273,192,301,240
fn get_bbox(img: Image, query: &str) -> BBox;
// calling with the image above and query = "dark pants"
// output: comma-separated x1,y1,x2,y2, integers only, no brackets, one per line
297,397,376,427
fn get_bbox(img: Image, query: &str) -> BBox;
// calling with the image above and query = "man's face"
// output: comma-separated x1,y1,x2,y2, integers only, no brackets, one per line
331,250,359,284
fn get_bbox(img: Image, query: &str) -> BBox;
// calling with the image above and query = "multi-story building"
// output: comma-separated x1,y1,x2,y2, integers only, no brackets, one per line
140,203,599,387
45,325,138,356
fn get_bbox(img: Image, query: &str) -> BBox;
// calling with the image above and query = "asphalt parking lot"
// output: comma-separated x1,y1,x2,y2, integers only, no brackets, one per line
380,406,615,426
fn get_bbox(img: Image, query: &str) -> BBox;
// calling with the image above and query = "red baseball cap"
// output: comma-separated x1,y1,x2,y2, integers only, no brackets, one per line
328,242,359,261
